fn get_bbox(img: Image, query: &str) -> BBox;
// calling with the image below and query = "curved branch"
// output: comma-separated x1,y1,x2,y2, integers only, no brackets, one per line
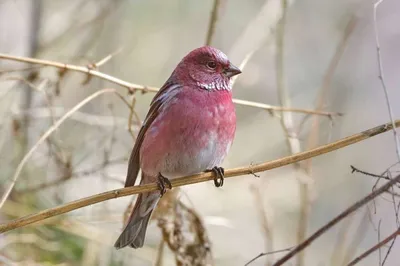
0,119,398,234
0,53,341,117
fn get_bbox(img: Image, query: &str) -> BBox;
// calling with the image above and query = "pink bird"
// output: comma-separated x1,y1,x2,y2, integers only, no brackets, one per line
114,46,241,249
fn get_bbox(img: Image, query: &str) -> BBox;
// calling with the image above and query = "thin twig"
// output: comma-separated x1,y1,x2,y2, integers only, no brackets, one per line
351,166,400,196
302,19,356,265
91,47,123,68
272,173,400,266
205,0,221,46
244,247,293,266
329,212,355,265
347,227,400,266
341,209,370,264
0,88,117,209
373,1,400,259
275,1,306,265
18,157,126,193
154,238,165,266
351,165,390,180
0,53,340,117
303,16,356,169
0,120,399,233
378,219,382,265
381,231,396,266
251,185,274,266
373,0,400,161
13,107,130,128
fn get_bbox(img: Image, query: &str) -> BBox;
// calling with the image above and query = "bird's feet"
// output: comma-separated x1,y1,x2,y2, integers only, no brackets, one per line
206,166,225,187
157,174,172,196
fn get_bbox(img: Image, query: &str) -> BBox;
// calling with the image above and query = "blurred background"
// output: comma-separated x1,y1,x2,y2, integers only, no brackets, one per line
1,0,400,265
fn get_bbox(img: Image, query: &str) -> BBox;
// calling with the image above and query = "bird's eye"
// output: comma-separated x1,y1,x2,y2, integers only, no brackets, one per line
206,61,217,69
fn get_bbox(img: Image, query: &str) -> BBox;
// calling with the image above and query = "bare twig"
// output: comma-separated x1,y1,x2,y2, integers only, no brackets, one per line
0,120,399,233
154,239,165,266
0,53,340,117
19,0,42,161
373,2,400,259
381,226,397,266
18,157,126,193
13,107,131,128
303,16,356,170
329,212,356,265
272,173,400,266
251,185,274,266
127,95,140,139
341,209,370,264
274,2,312,264
300,18,356,265
274,1,307,265
244,247,293,266
205,0,221,46
378,219,382,264
351,165,390,180
347,227,400,266
351,166,400,198
0,88,118,209
373,0,400,160
91,47,123,68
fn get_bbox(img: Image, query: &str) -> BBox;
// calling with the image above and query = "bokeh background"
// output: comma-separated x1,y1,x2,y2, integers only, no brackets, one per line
1,0,400,265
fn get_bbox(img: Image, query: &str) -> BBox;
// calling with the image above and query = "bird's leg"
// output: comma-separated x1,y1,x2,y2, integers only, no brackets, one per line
206,166,225,187
157,173,172,196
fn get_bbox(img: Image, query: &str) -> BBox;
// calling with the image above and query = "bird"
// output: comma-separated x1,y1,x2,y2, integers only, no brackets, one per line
114,46,241,249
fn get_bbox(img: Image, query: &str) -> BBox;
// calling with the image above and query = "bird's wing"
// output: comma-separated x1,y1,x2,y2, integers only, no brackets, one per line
124,81,181,187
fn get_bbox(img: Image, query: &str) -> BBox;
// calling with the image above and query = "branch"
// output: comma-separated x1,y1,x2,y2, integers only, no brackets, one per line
272,174,400,265
347,228,400,266
274,1,307,265
0,88,118,210
0,120,399,234
373,0,400,161
205,0,221,46
0,53,340,117
245,247,293,266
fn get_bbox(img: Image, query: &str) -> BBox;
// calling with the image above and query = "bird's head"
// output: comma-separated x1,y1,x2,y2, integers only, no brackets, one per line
173,46,241,91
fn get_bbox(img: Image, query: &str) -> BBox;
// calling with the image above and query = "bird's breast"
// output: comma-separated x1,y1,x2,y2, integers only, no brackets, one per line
140,89,236,178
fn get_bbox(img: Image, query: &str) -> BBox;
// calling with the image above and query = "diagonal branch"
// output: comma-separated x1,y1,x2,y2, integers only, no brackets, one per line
0,53,341,117
272,173,400,266
347,227,400,266
0,119,399,234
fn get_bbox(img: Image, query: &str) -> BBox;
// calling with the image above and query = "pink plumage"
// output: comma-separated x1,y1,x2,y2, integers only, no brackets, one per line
114,46,241,249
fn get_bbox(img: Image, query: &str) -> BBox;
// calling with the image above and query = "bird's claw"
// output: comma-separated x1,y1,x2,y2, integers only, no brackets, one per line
207,166,225,187
157,174,172,196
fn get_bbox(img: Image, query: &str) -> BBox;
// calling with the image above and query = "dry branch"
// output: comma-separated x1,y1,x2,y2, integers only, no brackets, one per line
0,88,118,209
0,120,399,234
272,173,400,266
347,227,400,266
0,53,340,117
205,0,221,46
245,247,293,266
373,0,400,160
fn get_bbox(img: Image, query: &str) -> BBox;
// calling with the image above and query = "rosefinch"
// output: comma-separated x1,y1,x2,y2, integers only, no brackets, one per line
114,46,241,249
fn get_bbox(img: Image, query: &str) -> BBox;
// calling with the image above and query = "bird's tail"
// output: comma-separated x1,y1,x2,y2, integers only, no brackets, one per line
114,191,160,249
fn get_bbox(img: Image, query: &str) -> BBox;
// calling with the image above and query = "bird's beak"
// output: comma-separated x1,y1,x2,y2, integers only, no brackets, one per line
224,63,242,78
